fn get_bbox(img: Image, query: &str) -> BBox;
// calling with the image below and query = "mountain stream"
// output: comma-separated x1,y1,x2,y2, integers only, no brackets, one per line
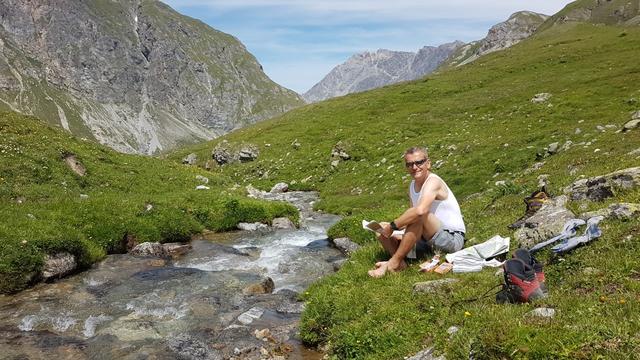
0,191,343,359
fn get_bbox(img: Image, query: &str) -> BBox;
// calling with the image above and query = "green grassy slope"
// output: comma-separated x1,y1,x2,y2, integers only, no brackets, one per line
0,112,298,294
170,23,640,359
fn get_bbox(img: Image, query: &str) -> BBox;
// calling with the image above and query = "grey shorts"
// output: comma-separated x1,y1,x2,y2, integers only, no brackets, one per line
413,228,465,257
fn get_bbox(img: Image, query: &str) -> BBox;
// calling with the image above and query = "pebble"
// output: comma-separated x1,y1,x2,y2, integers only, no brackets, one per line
527,307,556,318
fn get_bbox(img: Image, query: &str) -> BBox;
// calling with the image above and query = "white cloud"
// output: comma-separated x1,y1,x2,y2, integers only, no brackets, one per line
166,1,571,22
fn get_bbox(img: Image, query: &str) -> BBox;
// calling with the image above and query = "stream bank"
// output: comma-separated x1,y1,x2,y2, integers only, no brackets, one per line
0,191,343,359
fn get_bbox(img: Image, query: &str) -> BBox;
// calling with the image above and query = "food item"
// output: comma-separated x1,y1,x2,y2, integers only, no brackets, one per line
434,262,453,274
419,255,440,272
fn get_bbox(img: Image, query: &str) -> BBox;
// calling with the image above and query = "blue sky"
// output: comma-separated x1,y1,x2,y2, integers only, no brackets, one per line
164,1,575,94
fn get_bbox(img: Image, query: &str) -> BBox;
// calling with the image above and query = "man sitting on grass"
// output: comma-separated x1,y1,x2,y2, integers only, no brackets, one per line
368,146,465,277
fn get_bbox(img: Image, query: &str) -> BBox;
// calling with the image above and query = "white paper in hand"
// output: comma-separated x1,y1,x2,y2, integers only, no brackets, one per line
362,220,404,236
362,220,384,233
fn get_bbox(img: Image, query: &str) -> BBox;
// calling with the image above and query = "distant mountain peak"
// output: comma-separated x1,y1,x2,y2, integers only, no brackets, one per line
302,10,552,104
446,10,549,67
303,41,463,103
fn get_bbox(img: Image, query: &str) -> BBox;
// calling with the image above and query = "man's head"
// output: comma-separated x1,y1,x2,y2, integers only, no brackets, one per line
404,146,431,180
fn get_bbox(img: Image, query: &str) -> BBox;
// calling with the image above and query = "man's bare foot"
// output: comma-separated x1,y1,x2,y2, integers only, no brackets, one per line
387,258,408,273
374,261,386,268
368,259,407,278
368,262,388,278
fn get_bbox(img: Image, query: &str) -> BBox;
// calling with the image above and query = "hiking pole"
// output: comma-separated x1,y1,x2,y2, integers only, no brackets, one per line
449,284,503,307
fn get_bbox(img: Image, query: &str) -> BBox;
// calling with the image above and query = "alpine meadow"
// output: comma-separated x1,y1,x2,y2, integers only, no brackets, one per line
172,22,640,359
1,0,640,359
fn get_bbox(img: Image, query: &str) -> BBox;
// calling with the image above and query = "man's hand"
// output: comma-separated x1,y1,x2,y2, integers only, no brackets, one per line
380,222,393,239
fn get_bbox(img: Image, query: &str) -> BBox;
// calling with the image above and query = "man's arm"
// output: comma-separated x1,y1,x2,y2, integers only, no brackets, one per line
382,178,441,237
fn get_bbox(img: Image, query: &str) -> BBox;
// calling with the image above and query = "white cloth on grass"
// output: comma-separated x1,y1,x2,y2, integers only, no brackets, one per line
445,235,510,273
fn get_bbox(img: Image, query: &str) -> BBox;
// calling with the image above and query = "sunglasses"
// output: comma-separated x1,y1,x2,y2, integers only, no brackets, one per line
405,158,428,168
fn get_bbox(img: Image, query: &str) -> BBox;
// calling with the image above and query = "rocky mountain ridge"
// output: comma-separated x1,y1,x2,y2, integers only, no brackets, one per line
0,0,303,154
445,11,549,67
302,41,463,103
304,10,550,103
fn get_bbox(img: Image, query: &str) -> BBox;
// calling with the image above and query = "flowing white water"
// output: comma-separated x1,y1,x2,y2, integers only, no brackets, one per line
0,191,341,359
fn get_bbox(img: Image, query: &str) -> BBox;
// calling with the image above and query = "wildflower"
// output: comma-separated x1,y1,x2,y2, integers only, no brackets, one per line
464,311,471,317
619,299,626,305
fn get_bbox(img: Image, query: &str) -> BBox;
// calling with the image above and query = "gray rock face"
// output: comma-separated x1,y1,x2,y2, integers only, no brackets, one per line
412,278,459,294
564,167,640,201
515,195,576,248
581,203,640,220
303,41,463,103
527,307,556,318
63,154,86,176
446,11,549,67
237,307,265,325
331,237,361,256
162,242,192,257
213,143,233,165
623,119,640,132
242,277,275,295
477,12,549,58
42,252,76,280
130,242,191,258
0,0,303,154
212,141,259,165
270,182,288,193
130,242,165,257
331,142,351,161
406,347,446,360
238,145,259,162
532,93,552,103
271,217,295,230
166,334,222,360
182,153,197,165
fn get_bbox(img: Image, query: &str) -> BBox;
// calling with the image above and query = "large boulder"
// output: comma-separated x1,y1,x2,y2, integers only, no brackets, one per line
130,242,191,258
162,243,192,257
330,237,361,256
182,153,197,165
531,93,551,103
238,144,259,162
564,167,640,201
622,110,640,132
246,185,267,198
63,153,86,176
243,277,275,295
331,141,351,161
515,195,576,248
130,242,165,257
237,307,265,325
42,252,77,280
212,143,233,165
581,203,640,220
270,182,289,193
413,278,459,294
272,217,295,230
166,334,222,360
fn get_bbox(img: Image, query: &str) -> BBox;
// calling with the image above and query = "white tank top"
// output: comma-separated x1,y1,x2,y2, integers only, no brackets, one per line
410,173,466,233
